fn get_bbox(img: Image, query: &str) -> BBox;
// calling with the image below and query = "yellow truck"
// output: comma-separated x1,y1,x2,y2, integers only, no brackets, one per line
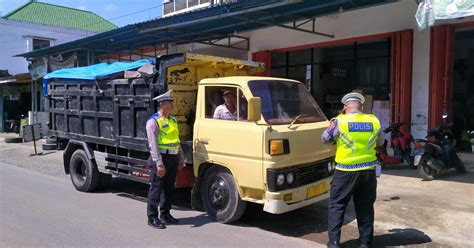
47,53,336,224
169,54,336,223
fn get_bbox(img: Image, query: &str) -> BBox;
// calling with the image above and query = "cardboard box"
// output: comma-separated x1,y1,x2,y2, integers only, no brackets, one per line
363,95,373,114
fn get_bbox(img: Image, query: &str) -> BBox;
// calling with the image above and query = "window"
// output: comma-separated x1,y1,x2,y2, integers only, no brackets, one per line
248,80,326,125
164,1,174,15
175,0,187,11
205,86,247,121
33,39,50,50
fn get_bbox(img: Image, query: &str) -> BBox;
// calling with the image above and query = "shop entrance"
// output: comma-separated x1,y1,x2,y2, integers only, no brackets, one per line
430,24,473,152
452,28,474,151
253,31,413,131
270,39,390,119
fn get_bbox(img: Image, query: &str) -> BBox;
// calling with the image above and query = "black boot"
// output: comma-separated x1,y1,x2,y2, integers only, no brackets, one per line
160,212,179,224
148,217,166,229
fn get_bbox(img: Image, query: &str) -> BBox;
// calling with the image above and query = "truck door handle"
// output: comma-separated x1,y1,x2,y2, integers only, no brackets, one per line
199,139,209,145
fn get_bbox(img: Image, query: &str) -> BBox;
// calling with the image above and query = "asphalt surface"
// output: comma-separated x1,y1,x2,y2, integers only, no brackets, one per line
1,134,473,247
0,162,319,248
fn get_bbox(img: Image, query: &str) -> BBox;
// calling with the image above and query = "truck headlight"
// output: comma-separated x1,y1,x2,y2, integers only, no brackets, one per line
327,161,335,174
276,173,285,186
286,172,295,185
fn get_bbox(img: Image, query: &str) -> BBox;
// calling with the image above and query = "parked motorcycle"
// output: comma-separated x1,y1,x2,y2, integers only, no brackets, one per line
4,119,20,133
412,114,466,181
376,122,415,168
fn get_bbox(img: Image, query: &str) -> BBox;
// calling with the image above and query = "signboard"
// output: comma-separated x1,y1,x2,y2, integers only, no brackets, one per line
23,123,43,142
416,0,474,30
23,123,44,156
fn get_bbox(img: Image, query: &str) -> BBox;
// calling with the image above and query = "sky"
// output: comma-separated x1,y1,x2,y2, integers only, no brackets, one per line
0,0,164,27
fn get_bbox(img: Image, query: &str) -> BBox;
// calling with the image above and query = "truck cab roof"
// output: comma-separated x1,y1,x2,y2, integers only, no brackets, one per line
199,76,301,87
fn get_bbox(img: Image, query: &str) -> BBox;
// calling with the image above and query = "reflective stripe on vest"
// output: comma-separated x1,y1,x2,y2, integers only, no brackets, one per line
335,113,380,171
151,114,180,151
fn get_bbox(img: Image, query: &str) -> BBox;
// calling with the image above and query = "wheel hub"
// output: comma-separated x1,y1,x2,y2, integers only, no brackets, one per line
209,177,229,210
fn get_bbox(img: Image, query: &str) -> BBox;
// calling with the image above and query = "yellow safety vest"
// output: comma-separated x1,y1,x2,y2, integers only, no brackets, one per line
152,114,180,151
335,113,380,171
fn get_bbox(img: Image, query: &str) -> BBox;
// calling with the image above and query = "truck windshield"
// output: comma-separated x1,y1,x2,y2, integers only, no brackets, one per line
248,80,327,125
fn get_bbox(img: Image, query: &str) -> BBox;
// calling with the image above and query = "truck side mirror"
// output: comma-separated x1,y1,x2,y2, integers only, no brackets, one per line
247,97,262,122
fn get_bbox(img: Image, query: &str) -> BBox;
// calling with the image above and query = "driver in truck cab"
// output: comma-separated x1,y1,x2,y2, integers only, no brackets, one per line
322,92,384,248
145,90,185,229
213,89,238,120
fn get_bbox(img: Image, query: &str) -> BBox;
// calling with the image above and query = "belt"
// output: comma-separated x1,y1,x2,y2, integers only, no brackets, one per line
159,148,179,155
336,160,377,171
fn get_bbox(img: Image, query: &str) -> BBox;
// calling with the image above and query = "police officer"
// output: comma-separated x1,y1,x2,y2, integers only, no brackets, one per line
322,92,383,248
146,90,185,229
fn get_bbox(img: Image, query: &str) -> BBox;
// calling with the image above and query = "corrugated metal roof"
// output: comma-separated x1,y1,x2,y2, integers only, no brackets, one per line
17,0,396,58
3,0,117,33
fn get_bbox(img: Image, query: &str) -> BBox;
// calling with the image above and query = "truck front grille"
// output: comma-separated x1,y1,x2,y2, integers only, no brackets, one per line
267,157,333,192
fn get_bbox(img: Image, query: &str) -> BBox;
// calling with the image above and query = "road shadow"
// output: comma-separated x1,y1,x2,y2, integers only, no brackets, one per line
94,178,194,208
341,228,432,247
92,178,214,227
237,199,355,242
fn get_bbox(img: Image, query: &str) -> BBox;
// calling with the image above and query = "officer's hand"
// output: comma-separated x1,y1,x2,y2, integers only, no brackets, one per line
178,160,185,171
327,119,338,135
157,164,166,177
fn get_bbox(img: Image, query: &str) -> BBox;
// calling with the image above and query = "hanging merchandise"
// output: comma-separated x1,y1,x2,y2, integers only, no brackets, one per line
28,57,47,80
416,0,474,30
48,53,78,72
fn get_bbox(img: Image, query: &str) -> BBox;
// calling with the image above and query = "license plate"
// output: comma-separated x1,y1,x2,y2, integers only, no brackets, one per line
414,155,422,166
307,182,329,199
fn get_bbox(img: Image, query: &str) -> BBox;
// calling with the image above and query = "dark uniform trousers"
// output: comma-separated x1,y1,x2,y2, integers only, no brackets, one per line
147,153,179,218
328,169,377,246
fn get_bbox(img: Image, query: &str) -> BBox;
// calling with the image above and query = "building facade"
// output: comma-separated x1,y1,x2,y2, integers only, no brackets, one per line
169,1,473,142
0,1,116,132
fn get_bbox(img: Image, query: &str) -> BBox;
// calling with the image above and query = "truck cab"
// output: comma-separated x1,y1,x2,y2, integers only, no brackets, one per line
192,76,336,223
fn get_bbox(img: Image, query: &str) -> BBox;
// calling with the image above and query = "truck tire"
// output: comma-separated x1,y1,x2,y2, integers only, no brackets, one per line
69,149,100,192
201,167,247,224
42,143,57,150
46,138,57,144
4,137,23,143
98,173,112,189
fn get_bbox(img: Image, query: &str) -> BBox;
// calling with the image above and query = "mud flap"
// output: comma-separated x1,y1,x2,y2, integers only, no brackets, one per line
191,176,204,211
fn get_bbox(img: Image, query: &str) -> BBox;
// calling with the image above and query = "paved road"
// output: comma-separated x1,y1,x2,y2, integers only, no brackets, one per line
1,135,473,247
0,162,318,248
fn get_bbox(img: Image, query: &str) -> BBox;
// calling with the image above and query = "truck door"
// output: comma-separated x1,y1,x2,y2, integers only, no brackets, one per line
194,85,264,191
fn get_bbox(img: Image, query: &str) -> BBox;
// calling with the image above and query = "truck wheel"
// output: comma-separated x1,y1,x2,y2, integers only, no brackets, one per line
98,173,112,189
418,157,435,181
201,167,247,224
69,149,100,192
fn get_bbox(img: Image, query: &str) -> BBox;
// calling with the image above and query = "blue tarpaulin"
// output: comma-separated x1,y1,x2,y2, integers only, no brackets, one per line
42,59,154,95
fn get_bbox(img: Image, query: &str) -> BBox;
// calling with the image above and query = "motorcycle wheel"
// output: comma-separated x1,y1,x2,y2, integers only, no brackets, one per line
453,157,466,174
418,157,435,181
404,153,416,169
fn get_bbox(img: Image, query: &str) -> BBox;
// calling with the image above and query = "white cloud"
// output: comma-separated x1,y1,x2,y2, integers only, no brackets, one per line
77,5,88,11
104,3,119,12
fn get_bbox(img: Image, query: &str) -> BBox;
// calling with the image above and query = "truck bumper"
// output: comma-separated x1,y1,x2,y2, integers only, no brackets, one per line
263,177,331,214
